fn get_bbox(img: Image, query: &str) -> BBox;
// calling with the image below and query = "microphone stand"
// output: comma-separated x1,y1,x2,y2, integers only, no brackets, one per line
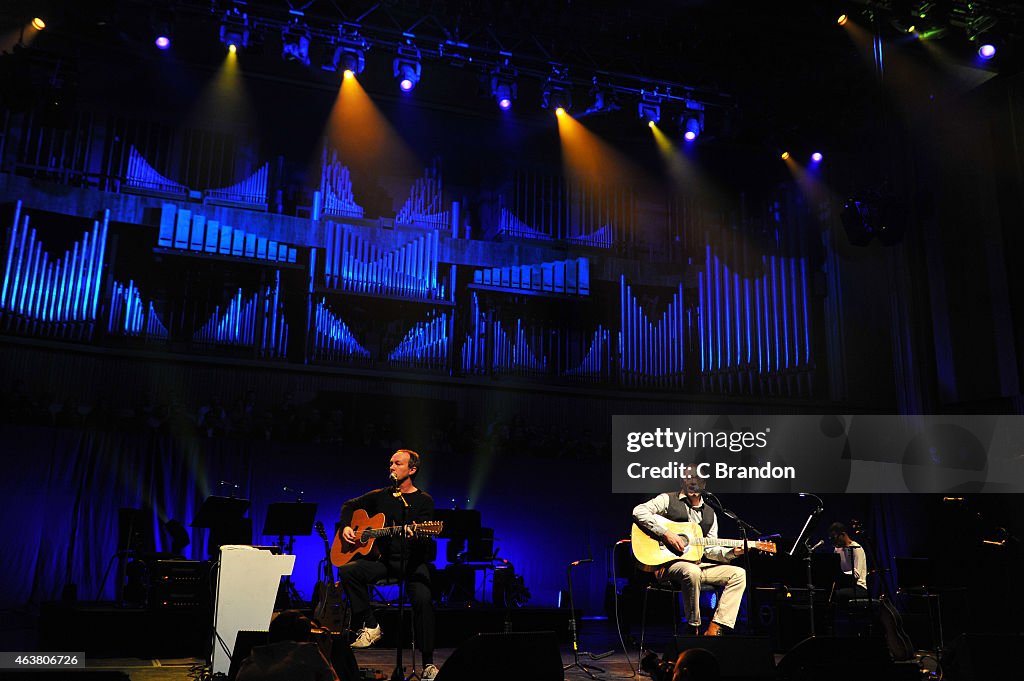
563,558,613,679
790,494,824,639
703,492,761,633
391,484,415,681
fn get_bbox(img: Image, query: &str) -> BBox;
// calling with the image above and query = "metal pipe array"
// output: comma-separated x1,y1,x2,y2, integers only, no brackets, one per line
697,244,811,395
490,317,548,375
619,275,686,388
320,149,364,218
1,201,108,335
193,272,288,358
460,292,487,374
472,257,589,296
107,280,169,339
387,311,449,369
395,163,448,230
312,298,371,362
158,204,297,262
494,171,633,246
125,145,188,195
323,225,443,300
204,162,268,207
562,325,610,381
496,208,554,241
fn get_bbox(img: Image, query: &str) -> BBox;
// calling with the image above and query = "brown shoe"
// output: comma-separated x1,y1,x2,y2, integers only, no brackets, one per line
704,622,726,636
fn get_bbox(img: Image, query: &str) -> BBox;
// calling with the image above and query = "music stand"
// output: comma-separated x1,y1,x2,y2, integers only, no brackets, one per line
263,502,318,608
193,495,251,559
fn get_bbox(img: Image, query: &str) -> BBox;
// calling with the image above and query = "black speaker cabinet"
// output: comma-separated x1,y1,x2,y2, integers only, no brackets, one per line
663,635,775,679
433,631,562,681
777,636,892,680
943,633,1020,680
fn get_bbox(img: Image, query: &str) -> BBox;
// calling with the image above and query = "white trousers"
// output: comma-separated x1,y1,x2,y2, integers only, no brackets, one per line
659,561,746,628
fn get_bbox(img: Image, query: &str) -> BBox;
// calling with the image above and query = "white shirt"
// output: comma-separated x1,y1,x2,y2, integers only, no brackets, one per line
835,540,867,590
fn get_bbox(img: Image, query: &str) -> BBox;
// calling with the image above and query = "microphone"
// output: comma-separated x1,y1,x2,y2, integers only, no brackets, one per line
798,492,824,512
389,473,399,489
570,558,593,567
808,539,825,552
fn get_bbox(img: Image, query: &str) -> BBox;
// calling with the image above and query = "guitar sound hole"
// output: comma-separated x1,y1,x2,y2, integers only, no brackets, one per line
679,535,690,548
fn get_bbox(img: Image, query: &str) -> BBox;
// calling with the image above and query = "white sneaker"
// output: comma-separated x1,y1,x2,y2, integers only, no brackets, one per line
351,624,382,648
422,664,439,680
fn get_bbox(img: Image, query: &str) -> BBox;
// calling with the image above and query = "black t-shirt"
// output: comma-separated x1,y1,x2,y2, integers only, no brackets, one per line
339,487,435,566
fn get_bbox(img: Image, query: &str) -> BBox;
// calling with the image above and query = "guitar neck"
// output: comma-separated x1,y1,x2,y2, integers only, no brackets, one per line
696,538,747,549
363,523,417,539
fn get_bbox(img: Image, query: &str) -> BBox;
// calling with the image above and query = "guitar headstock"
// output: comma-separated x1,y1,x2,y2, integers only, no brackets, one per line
755,540,777,554
413,521,444,537
315,520,328,542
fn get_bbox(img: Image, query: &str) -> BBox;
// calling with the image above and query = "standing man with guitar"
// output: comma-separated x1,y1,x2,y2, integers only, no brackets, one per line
335,449,438,680
632,467,747,637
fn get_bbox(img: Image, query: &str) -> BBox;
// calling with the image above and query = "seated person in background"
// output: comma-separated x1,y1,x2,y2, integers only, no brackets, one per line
829,521,868,602
235,609,339,681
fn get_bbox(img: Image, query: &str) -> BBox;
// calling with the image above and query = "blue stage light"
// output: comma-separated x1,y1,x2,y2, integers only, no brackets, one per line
155,35,170,50
394,45,422,92
490,65,517,110
979,43,996,59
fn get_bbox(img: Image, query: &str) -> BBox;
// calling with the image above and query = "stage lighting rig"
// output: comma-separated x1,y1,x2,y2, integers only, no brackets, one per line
680,100,704,141
541,65,572,113
282,25,311,65
637,92,661,125
394,43,422,92
490,63,517,110
325,28,368,76
219,9,250,51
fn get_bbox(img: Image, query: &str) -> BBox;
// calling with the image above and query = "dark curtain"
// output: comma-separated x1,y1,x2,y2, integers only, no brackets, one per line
0,425,250,607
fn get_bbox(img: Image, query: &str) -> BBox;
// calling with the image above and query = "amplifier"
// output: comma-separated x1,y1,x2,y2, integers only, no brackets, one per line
151,559,212,609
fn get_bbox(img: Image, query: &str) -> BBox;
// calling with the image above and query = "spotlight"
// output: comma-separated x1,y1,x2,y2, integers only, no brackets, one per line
979,43,996,59
325,29,368,76
781,151,791,160
638,93,661,125
583,80,620,116
555,107,566,117
541,66,572,113
219,10,250,51
490,64,518,110
811,152,823,162
680,100,704,142
394,44,422,92
32,17,46,31
155,35,171,50
837,14,848,26
648,120,655,129
282,27,311,66
343,69,354,80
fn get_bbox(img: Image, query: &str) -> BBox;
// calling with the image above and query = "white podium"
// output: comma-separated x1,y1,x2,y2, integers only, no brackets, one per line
211,545,296,676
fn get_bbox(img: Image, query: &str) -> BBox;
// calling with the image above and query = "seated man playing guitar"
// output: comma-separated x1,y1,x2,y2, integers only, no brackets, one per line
632,467,747,637
335,449,438,680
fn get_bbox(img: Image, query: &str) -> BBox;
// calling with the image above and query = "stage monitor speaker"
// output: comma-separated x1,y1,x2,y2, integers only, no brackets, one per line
663,635,775,679
943,633,1019,679
433,631,561,681
777,636,892,680
327,631,359,681
227,630,269,680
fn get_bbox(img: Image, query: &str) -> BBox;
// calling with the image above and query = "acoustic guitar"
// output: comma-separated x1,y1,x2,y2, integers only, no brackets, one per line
312,521,348,632
631,520,776,567
330,508,443,567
